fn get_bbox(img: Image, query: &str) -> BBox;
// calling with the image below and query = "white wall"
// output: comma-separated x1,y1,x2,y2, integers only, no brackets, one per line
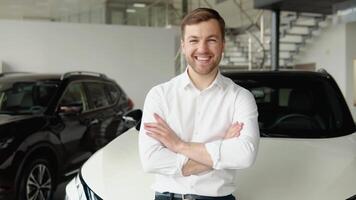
346,22,356,118
0,20,178,108
295,22,356,120
295,23,347,93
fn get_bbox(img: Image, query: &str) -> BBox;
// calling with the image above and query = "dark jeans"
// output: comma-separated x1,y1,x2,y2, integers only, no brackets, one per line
154,193,236,200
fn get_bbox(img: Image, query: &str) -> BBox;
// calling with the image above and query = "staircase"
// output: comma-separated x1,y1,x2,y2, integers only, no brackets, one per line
221,12,331,71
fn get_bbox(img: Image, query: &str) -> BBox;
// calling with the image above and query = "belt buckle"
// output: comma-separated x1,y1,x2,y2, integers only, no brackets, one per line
181,194,194,200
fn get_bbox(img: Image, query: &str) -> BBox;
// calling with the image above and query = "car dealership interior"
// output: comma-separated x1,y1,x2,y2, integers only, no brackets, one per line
0,0,356,200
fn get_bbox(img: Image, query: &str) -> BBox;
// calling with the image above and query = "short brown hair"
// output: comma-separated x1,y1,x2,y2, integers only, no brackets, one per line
180,8,225,40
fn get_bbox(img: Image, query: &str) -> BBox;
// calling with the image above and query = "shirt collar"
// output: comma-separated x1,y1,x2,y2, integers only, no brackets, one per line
180,67,226,91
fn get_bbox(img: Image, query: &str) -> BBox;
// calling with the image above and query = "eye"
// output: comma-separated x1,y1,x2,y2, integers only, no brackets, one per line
207,39,217,43
189,40,198,44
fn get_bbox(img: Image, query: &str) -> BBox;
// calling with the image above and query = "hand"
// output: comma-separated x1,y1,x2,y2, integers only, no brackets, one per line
182,159,212,176
144,113,184,153
224,122,244,139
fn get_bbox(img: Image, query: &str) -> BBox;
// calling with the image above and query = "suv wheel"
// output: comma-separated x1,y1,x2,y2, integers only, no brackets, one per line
18,158,55,200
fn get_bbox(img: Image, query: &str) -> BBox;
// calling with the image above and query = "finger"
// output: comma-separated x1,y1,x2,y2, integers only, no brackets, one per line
232,121,240,126
144,126,167,137
146,131,165,145
228,122,237,129
236,123,244,131
154,113,170,129
146,131,172,149
232,122,243,129
234,126,244,137
229,124,241,132
225,129,237,138
144,123,168,133
229,122,241,130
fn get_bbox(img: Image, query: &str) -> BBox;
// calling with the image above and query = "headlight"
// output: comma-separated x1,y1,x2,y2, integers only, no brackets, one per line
0,137,14,149
81,175,103,200
66,172,102,200
65,174,86,200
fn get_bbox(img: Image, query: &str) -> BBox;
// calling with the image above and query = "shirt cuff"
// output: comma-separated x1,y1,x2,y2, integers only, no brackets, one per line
205,139,222,169
176,153,188,176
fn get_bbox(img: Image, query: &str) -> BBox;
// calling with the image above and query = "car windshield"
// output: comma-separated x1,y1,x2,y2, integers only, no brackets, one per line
0,80,59,115
229,73,355,138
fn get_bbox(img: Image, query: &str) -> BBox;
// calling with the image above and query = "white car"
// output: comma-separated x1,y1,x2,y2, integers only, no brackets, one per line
66,70,356,200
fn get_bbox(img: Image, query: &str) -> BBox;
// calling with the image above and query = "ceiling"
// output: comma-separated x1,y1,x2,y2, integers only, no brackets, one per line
0,0,256,24
0,0,102,20
254,0,349,14
0,0,153,20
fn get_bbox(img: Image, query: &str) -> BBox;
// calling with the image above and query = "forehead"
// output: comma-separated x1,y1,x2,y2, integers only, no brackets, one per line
184,19,222,39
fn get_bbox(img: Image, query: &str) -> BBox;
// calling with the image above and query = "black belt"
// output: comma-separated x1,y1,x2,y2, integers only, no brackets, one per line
155,192,233,200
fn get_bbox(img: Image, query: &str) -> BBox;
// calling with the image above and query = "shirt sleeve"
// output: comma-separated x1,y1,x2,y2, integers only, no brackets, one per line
138,87,188,176
205,88,260,170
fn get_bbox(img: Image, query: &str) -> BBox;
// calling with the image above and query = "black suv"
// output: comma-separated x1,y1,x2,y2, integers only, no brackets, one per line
0,71,134,200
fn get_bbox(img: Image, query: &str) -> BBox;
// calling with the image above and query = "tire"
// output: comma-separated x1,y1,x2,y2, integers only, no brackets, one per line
17,158,55,200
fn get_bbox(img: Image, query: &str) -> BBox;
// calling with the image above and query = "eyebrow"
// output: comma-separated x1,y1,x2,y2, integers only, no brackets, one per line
186,36,199,40
207,35,219,38
186,35,220,40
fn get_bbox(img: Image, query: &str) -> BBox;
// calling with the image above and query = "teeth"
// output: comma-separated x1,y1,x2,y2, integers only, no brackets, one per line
196,56,210,61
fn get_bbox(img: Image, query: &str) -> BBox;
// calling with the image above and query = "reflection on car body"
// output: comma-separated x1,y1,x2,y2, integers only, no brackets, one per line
66,70,356,200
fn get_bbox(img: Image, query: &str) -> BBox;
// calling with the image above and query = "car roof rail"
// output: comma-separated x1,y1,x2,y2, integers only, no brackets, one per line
317,68,329,74
61,71,108,80
0,72,32,77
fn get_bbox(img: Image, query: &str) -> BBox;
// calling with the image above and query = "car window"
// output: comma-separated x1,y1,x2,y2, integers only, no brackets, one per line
105,83,121,105
85,82,111,109
0,81,58,114
59,82,88,112
232,75,350,138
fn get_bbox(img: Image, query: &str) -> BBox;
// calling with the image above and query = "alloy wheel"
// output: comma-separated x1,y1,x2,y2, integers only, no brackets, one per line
25,163,52,200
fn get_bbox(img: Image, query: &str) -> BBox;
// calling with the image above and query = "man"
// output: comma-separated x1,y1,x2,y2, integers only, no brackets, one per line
139,8,260,200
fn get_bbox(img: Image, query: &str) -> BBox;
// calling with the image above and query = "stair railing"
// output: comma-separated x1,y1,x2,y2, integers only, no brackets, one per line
231,0,267,70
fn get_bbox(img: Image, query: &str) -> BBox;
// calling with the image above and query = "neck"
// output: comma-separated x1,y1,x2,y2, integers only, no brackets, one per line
187,66,218,91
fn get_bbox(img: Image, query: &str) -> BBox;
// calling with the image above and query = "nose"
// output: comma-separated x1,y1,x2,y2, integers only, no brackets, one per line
197,41,208,53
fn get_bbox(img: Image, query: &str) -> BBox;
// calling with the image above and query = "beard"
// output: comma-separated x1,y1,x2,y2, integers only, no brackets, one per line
185,54,222,76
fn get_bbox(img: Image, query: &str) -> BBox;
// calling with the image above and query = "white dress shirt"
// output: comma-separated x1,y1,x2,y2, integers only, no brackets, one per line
139,69,260,197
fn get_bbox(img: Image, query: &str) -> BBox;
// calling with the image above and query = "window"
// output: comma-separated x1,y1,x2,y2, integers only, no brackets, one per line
234,76,341,138
105,83,121,105
0,81,58,114
36,82,59,107
85,82,110,109
59,82,88,112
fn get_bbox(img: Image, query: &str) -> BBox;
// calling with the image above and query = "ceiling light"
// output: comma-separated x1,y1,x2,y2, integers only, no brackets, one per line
133,3,146,8
126,9,136,13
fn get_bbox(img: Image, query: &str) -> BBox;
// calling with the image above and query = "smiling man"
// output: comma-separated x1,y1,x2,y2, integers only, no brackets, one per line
139,8,260,200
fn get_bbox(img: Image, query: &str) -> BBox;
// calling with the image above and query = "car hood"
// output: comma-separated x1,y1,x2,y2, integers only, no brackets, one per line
80,128,356,200
80,127,154,200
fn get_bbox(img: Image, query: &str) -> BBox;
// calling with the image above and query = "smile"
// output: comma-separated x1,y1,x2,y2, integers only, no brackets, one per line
195,56,212,61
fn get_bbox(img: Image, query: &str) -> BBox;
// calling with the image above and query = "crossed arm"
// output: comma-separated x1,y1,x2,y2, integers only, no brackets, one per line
139,88,259,177
144,113,244,176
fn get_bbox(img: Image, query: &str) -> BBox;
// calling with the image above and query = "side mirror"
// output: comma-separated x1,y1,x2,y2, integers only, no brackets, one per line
122,109,142,131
